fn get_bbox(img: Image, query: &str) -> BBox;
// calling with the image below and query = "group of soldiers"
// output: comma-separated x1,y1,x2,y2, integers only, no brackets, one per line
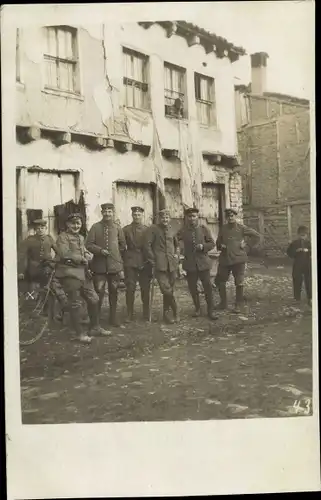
18,202,261,344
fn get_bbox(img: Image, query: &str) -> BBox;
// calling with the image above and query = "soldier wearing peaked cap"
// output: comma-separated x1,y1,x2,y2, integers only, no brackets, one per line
17,218,57,287
122,206,152,322
55,212,110,343
144,208,180,324
85,202,126,327
177,207,218,320
215,207,261,313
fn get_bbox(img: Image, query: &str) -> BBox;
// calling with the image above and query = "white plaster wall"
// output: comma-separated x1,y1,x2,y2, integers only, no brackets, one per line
16,140,232,228
17,22,238,156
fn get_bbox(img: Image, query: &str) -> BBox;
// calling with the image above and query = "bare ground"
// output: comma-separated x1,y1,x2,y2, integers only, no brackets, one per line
20,262,313,423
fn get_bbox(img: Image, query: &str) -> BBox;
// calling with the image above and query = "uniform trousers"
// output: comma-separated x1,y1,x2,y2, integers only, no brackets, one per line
124,266,152,317
93,273,121,320
59,277,99,335
186,269,213,313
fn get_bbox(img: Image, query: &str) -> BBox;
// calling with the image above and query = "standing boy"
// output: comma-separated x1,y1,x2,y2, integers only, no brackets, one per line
123,206,151,322
55,213,110,343
215,208,261,313
86,203,126,327
286,225,312,306
177,207,218,320
144,209,180,324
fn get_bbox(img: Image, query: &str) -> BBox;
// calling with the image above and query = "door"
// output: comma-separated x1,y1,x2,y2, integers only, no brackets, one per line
25,170,78,239
164,179,183,234
200,183,221,244
115,182,154,227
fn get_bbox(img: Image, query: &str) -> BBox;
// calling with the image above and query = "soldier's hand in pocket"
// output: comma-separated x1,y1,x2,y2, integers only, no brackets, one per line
101,249,109,257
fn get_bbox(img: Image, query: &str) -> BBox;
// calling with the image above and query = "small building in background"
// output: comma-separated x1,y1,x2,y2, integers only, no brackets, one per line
15,21,244,250
235,52,310,258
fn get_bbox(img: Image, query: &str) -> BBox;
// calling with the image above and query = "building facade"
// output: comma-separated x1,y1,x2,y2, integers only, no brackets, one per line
16,21,245,245
235,52,311,257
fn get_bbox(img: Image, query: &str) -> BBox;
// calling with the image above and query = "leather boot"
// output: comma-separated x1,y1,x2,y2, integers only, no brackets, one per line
109,291,120,327
234,285,244,313
163,295,174,324
125,291,134,323
170,295,180,322
215,283,227,310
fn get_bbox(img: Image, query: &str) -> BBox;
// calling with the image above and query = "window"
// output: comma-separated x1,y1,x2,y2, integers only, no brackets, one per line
164,63,187,118
195,73,216,126
123,48,149,110
16,28,21,82
43,26,79,94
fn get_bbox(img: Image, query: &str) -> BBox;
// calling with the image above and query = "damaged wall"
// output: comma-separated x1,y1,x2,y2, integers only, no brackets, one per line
16,139,232,230
17,23,238,156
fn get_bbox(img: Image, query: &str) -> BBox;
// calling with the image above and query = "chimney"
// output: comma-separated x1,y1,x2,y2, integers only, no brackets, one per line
250,52,269,95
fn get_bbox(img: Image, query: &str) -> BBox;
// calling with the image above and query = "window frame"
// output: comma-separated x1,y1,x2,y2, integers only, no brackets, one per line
194,72,216,127
122,46,150,111
164,62,187,119
43,25,80,96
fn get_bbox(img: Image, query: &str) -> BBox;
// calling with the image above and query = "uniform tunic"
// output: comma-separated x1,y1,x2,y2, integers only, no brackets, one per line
144,224,179,273
177,223,215,313
216,222,260,286
17,234,57,278
55,231,99,335
123,222,148,269
85,220,126,274
123,222,151,316
144,223,179,297
177,224,214,272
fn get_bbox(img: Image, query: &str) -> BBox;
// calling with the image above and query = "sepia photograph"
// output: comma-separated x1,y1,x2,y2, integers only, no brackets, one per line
3,1,319,497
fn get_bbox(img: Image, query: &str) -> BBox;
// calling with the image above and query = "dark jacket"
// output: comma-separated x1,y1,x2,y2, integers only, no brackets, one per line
177,223,214,272
17,234,57,276
85,220,126,274
144,223,179,272
55,231,87,281
216,223,261,266
287,238,311,270
123,222,149,269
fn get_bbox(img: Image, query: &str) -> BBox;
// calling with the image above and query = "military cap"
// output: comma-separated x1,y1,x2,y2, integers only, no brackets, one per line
66,212,83,222
131,206,144,213
101,203,114,210
158,208,170,216
225,207,238,215
185,207,199,215
33,219,47,226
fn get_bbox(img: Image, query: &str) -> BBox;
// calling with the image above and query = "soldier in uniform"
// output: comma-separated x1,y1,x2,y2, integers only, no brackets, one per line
55,213,110,343
215,207,261,313
17,219,57,289
177,207,218,320
123,206,152,322
86,203,126,327
144,208,180,324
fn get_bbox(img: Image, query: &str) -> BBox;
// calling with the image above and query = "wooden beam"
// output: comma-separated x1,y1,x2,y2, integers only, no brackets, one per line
54,132,71,146
106,139,114,148
138,22,154,29
205,44,216,54
162,148,179,158
187,34,200,47
92,137,107,149
123,142,133,152
18,126,41,143
166,22,177,38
